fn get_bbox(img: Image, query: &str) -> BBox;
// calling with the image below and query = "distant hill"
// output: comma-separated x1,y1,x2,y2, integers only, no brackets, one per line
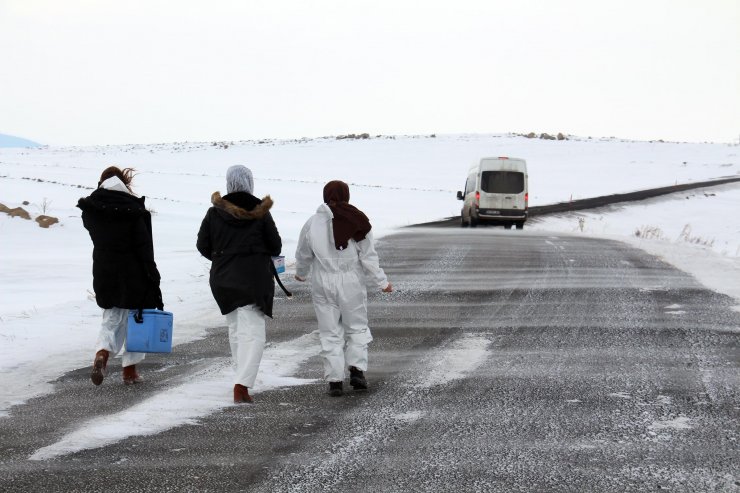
0,133,41,148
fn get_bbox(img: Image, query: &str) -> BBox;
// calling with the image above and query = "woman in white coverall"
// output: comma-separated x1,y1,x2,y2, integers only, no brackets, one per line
295,180,393,397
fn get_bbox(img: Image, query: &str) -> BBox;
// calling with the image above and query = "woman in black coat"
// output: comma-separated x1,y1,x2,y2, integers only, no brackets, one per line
77,166,163,386
197,165,282,403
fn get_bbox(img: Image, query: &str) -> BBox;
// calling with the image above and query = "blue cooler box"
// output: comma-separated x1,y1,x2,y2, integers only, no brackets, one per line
126,309,174,353
272,255,286,274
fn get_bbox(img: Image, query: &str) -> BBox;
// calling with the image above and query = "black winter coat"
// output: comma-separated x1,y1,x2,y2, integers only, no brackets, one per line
77,189,164,310
196,192,282,317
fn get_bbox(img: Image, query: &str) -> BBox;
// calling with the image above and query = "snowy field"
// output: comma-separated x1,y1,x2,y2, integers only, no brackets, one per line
1,133,739,457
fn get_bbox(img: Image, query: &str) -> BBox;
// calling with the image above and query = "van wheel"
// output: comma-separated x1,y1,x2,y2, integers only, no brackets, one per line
504,223,512,230
516,222,524,230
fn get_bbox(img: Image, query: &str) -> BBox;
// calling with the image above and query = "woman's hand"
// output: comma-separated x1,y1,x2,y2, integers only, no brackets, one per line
295,275,306,282
382,282,393,293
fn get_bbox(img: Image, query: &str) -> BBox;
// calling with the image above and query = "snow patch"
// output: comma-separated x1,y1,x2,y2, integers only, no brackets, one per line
391,411,426,423
415,334,491,389
649,416,693,431
29,332,321,461
608,392,632,399
656,395,673,405
639,286,667,292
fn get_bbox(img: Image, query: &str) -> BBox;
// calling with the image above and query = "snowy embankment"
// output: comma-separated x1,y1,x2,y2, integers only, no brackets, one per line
528,182,740,304
1,133,738,430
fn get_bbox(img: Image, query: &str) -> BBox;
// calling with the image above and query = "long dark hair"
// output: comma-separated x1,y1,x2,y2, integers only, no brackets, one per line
98,166,136,192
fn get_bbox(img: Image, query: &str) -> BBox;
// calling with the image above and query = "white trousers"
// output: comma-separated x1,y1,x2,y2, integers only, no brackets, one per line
225,305,266,388
95,307,145,368
312,272,373,382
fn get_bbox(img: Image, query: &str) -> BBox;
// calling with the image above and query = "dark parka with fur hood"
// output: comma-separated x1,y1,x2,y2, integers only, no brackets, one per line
197,191,282,317
77,189,164,310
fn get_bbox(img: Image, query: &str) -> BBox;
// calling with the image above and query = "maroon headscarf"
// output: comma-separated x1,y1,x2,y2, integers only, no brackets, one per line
323,180,372,250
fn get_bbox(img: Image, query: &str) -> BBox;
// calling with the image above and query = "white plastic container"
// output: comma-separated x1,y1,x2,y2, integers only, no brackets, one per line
272,256,285,274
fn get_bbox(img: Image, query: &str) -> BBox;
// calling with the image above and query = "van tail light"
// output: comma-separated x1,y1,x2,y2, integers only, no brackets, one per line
525,192,529,209
475,191,480,207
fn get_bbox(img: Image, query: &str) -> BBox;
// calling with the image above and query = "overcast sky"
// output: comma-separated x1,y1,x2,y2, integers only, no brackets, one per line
1,0,738,145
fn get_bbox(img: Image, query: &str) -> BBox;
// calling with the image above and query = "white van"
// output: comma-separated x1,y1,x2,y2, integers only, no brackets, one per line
456,157,528,229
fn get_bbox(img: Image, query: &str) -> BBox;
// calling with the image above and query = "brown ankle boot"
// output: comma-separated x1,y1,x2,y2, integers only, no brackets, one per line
90,350,109,386
234,384,253,403
122,365,143,385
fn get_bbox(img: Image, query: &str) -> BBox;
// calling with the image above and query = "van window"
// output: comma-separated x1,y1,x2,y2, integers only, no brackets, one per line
464,173,476,194
481,171,524,194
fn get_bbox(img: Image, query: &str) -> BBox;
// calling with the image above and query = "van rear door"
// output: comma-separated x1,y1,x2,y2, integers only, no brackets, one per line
480,170,525,212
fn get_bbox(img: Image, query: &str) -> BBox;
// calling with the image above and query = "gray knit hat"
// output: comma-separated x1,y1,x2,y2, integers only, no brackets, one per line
226,165,254,194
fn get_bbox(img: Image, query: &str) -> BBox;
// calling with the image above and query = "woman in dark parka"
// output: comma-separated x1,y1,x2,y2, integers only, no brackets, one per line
196,165,282,403
77,166,163,386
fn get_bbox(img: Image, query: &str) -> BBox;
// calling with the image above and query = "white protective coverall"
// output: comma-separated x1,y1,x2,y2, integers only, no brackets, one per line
295,203,389,382
96,307,145,368
94,176,145,368
226,304,266,388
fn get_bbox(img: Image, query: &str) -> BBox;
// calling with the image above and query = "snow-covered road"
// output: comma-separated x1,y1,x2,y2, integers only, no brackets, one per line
1,228,737,492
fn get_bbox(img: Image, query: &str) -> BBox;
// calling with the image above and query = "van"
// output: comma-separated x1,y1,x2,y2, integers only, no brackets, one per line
456,157,528,229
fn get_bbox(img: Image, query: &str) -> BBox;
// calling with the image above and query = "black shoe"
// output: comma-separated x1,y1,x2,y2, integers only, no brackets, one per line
329,381,343,397
349,366,368,391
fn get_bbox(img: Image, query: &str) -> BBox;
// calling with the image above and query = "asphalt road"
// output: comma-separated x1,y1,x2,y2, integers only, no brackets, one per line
1,228,739,492
416,175,740,227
